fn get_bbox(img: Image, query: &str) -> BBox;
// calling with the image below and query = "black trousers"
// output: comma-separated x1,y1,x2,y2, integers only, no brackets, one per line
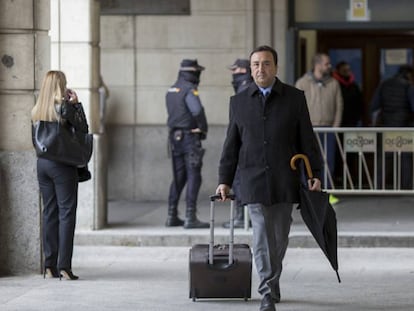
37,158,78,270
168,133,204,211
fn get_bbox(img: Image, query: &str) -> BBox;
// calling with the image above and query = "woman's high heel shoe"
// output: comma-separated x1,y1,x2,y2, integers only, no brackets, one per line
59,269,79,280
43,267,59,279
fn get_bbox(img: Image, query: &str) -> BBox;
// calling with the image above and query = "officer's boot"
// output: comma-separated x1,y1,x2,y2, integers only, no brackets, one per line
165,206,184,227
222,204,245,228
183,206,209,229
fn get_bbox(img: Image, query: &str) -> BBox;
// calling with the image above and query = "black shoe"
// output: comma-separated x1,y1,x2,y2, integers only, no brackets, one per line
165,215,184,227
59,269,79,280
184,218,209,229
43,267,59,279
260,294,276,311
273,296,280,303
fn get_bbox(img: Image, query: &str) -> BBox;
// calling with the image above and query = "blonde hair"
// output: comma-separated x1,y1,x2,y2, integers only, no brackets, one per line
31,70,67,122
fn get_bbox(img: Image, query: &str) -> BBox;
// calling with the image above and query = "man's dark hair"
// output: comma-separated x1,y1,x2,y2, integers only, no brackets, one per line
335,61,348,71
397,65,414,80
249,45,278,65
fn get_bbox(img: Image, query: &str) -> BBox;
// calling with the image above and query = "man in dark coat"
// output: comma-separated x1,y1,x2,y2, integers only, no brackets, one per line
332,61,364,127
332,61,364,184
370,65,414,189
216,46,322,311
371,65,414,127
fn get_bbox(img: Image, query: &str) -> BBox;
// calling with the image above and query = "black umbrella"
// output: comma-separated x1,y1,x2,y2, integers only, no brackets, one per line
290,154,341,283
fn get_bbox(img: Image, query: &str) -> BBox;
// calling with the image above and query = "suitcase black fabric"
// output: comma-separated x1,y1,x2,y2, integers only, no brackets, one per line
189,195,252,301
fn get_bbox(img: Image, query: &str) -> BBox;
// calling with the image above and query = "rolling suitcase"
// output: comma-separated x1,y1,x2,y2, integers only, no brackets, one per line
189,194,252,301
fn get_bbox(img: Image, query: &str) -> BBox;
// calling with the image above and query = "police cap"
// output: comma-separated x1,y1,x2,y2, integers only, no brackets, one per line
228,58,250,70
180,59,205,71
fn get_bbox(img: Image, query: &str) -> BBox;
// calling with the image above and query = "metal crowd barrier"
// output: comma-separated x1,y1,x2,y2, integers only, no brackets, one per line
242,127,414,230
314,127,414,195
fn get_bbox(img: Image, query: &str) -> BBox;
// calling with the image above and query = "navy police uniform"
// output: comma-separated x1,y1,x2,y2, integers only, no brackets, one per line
165,59,209,229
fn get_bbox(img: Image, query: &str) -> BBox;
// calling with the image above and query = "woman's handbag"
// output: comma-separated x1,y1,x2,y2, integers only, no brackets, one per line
32,120,93,167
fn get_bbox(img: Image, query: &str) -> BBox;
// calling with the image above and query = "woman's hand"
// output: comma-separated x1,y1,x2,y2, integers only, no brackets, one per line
66,89,79,104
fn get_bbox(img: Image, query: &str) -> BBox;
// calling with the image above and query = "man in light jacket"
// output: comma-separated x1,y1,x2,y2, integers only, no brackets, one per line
295,53,343,203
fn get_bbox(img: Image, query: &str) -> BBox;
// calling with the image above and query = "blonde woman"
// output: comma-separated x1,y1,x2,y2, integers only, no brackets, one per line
32,70,88,280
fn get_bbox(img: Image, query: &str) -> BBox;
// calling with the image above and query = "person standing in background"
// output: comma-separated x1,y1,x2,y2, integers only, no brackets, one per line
332,61,364,127
371,65,414,127
332,61,364,184
31,70,88,280
370,65,414,189
229,58,253,93
222,58,253,229
165,59,209,229
295,53,343,204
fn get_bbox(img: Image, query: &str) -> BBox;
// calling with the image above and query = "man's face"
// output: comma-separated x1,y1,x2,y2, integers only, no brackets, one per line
338,64,351,78
317,55,332,77
250,51,277,88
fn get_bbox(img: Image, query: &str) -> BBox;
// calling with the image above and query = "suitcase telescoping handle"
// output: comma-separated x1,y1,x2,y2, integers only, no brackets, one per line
209,194,236,265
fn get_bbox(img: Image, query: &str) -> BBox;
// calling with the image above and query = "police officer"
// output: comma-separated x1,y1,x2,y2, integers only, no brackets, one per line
165,59,209,229
229,58,253,93
222,59,253,229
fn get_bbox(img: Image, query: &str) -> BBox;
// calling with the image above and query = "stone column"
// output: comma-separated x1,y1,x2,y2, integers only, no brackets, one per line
252,0,288,81
50,0,106,230
273,0,288,82
253,0,274,47
0,0,50,274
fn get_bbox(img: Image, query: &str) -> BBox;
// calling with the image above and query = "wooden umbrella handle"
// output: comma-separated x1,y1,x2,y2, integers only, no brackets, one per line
290,154,313,179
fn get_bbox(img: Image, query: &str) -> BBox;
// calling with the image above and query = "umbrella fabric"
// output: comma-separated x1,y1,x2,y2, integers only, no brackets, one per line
291,154,341,283
298,186,341,283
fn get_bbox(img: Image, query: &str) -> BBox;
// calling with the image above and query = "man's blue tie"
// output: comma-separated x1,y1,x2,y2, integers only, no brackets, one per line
262,91,269,105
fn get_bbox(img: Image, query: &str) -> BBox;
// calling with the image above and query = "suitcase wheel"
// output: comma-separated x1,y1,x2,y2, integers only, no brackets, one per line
190,289,197,302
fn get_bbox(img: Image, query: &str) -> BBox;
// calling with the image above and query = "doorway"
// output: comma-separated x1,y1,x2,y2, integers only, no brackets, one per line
311,30,414,125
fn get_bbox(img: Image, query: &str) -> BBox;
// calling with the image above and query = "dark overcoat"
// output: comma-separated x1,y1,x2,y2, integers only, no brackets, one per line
218,78,322,206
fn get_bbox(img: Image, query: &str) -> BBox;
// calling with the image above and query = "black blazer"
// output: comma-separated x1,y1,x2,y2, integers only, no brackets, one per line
218,78,322,205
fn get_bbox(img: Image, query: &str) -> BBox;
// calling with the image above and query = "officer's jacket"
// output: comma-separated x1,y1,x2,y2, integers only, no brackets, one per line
166,77,208,134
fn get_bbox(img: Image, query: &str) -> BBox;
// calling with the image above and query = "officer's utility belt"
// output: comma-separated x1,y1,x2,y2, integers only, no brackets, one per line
171,128,194,141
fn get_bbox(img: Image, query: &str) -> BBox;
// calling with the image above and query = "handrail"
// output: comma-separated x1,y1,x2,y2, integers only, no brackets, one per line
314,127,414,132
